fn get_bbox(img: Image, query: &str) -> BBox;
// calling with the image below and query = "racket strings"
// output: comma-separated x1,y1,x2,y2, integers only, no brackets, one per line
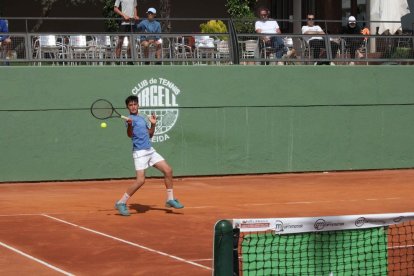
91,100,114,119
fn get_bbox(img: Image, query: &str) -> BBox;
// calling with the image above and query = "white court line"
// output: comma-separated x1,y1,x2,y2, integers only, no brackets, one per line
189,258,213,262
41,214,212,271
388,244,414,249
0,211,97,217
0,213,42,217
154,197,402,210
0,197,402,216
0,241,74,276
185,206,216,209
236,198,400,208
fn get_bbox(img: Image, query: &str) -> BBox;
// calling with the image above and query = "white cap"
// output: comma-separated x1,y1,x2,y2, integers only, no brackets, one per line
147,7,156,14
348,16,356,23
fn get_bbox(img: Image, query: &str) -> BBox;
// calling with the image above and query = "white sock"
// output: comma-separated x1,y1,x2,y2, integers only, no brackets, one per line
166,189,174,201
118,193,130,204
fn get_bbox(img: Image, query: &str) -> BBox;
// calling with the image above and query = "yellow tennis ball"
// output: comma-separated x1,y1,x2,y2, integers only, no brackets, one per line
100,122,107,128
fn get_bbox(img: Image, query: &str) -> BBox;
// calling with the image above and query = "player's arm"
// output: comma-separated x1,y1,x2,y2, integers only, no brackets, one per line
148,114,156,138
126,118,133,138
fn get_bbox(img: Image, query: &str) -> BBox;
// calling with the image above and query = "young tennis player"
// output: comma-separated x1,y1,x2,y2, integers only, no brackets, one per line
115,95,184,216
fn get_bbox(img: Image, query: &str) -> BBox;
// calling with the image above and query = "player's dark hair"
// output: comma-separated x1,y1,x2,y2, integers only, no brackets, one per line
125,95,138,106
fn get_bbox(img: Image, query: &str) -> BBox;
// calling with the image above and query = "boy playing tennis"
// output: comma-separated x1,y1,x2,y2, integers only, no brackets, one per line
115,95,184,216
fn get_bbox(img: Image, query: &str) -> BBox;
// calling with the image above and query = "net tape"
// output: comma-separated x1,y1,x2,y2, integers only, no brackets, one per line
232,213,414,235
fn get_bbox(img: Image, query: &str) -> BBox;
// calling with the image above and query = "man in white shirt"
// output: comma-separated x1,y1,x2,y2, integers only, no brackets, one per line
114,0,139,60
255,7,285,63
301,13,326,64
301,13,339,65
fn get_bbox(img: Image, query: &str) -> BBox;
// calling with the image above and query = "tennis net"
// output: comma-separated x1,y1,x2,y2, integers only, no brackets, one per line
214,213,414,276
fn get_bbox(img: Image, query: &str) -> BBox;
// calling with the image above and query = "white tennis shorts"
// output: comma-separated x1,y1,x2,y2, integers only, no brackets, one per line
132,147,164,171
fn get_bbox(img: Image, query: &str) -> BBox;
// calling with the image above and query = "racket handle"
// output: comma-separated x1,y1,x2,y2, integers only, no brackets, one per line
121,115,129,120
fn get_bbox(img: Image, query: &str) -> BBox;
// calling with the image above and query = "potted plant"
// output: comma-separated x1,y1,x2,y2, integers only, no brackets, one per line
199,20,228,42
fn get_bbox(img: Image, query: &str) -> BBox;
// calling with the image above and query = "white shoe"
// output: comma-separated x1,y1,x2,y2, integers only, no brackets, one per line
277,61,285,66
349,61,355,66
330,62,336,66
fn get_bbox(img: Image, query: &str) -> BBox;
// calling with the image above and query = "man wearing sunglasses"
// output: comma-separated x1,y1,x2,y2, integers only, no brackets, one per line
255,7,285,65
136,7,162,65
301,13,338,65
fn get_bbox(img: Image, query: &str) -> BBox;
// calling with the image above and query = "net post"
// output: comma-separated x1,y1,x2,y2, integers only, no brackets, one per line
213,220,234,276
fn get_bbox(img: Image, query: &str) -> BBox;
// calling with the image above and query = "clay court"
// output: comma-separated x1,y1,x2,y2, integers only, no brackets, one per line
1,169,414,275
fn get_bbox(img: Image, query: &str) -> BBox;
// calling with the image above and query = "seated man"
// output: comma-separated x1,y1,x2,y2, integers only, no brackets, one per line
342,16,364,64
136,7,161,64
0,18,12,62
255,7,285,64
302,13,339,65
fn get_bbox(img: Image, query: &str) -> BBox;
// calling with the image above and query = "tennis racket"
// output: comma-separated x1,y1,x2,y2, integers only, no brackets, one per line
90,99,129,120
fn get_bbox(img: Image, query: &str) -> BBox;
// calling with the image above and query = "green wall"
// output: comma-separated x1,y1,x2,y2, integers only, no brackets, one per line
1,66,414,182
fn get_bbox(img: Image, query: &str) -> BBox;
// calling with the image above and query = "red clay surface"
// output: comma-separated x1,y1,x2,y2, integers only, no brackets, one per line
1,169,414,275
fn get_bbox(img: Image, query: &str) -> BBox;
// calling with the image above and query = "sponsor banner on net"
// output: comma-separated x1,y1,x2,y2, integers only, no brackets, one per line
233,219,275,232
233,212,414,234
131,77,181,143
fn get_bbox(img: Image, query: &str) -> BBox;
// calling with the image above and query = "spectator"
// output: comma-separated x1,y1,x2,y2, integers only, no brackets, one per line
301,13,338,65
342,16,364,64
136,7,162,65
255,7,285,65
0,18,12,65
114,0,139,60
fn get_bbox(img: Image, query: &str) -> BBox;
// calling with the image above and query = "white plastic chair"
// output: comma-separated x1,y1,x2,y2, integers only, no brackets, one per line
93,35,114,64
69,35,90,65
173,37,193,65
216,40,230,64
241,40,258,65
35,35,65,65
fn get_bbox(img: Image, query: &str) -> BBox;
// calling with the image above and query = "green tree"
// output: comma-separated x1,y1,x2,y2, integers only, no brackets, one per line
159,0,171,32
226,0,256,33
200,20,228,40
102,0,118,32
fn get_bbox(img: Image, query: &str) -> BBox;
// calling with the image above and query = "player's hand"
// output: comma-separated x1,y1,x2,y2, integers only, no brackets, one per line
123,15,131,21
134,15,139,21
149,113,157,124
126,118,133,126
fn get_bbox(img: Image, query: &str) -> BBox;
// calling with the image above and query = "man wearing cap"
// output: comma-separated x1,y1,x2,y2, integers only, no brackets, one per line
136,8,162,65
114,0,139,60
342,16,364,63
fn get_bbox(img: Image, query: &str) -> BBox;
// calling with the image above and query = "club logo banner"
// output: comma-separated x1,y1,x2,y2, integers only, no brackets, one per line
131,77,180,143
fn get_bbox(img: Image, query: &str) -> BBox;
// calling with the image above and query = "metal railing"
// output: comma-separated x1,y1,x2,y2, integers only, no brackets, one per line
1,17,413,66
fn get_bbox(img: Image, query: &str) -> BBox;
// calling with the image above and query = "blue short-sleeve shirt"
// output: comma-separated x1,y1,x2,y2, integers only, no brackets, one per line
128,114,152,151
136,19,161,40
